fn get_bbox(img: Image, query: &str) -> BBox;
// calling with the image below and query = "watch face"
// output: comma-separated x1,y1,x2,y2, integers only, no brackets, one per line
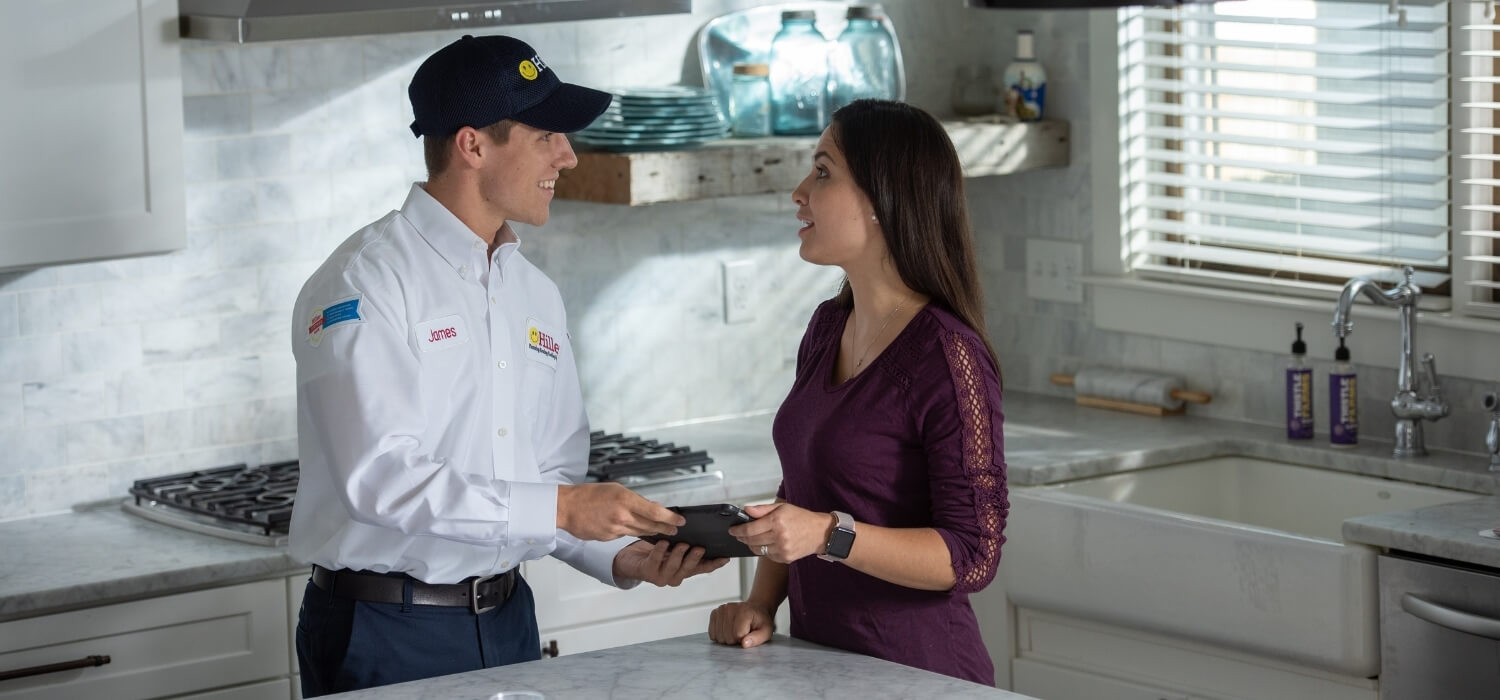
826,527,856,559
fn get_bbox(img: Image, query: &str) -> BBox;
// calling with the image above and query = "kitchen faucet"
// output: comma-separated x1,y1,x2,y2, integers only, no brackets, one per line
1332,265,1449,457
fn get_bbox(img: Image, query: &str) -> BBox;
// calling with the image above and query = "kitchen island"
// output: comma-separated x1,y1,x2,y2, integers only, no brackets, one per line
320,633,1035,699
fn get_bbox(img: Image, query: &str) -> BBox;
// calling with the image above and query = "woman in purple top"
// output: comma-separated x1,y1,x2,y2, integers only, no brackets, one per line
707,100,1008,685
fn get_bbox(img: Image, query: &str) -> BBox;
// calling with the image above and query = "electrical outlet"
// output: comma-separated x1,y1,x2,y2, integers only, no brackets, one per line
723,260,756,324
1026,239,1083,303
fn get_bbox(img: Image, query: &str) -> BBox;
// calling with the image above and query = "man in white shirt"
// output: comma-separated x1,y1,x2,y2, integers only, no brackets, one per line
289,35,725,697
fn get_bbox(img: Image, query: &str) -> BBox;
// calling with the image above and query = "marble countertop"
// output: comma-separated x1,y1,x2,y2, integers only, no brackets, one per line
0,504,303,621
4,391,1499,622
320,634,1033,700
1343,497,1500,570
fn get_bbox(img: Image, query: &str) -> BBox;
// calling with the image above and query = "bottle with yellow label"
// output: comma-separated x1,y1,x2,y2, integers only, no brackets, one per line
1286,322,1314,440
1330,337,1357,447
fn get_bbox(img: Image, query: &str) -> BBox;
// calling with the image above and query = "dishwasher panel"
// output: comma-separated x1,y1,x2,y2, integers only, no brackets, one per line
1378,553,1500,700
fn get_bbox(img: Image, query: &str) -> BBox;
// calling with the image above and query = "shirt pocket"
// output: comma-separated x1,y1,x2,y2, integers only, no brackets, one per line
521,359,556,436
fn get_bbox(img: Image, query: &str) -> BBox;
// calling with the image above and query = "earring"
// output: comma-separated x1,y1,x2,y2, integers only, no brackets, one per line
870,215,879,223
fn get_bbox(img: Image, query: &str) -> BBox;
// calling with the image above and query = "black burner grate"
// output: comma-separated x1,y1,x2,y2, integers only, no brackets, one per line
127,432,710,537
129,461,298,537
586,431,714,481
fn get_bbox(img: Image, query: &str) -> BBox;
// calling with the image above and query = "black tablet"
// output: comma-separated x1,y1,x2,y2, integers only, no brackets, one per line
640,504,756,559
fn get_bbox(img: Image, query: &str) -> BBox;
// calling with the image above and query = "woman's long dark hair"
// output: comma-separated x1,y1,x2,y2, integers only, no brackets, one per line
829,99,1001,379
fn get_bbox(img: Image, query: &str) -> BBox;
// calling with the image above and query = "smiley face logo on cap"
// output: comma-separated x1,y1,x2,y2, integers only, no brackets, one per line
518,60,539,81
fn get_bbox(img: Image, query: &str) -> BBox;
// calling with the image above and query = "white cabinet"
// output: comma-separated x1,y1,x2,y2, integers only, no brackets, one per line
1010,608,1378,700
738,555,792,635
0,0,184,270
0,580,289,700
1013,657,1190,700
526,554,741,657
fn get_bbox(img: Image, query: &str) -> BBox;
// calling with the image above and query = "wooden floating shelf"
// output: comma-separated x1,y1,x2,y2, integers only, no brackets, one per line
556,119,1070,206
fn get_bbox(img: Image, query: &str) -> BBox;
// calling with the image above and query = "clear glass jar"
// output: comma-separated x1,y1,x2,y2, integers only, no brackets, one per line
827,5,898,113
951,65,998,117
769,10,829,135
729,63,772,137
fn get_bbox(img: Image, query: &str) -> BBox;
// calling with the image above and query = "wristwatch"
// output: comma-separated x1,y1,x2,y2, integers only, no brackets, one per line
818,511,856,562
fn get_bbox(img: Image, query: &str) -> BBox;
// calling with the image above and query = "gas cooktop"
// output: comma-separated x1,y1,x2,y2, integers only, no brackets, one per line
123,431,717,545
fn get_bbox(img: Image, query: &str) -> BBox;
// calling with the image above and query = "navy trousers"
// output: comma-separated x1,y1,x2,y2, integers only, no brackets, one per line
295,572,542,698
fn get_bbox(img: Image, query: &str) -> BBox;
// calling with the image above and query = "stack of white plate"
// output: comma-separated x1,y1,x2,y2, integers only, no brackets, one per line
575,86,730,151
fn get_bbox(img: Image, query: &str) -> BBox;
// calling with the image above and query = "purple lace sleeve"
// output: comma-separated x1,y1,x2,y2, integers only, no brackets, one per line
931,332,1008,594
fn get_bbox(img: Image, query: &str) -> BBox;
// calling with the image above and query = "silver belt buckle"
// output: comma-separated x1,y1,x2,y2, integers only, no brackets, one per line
470,574,499,615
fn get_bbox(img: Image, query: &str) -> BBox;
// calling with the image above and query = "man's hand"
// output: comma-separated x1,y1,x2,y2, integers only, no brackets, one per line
708,600,776,648
612,539,729,587
729,502,832,563
556,483,684,541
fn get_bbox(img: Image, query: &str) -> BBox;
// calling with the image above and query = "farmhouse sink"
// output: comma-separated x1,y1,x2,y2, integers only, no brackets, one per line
1002,456,1475,677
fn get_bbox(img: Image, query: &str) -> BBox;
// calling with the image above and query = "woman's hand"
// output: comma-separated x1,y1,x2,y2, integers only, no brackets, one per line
730,502,833,564
708,600,776,648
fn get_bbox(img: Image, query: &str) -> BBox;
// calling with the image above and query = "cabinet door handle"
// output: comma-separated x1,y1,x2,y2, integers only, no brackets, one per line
1402,594,1500,641
0,654,112,682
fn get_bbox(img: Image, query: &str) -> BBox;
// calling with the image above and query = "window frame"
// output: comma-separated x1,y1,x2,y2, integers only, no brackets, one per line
1088,6,1500,383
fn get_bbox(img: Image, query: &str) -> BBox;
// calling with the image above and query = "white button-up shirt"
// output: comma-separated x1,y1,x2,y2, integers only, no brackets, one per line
289,183,630,585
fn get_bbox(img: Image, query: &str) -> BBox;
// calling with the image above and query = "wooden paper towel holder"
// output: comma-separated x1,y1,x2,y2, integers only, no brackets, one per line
1049,372,1213,417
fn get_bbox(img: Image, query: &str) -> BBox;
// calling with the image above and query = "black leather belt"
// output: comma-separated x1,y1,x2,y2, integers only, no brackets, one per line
310,565,517,615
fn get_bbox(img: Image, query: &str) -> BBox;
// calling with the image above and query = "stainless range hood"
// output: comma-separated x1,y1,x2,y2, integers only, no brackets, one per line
179,0,692,43
966,0,1217,7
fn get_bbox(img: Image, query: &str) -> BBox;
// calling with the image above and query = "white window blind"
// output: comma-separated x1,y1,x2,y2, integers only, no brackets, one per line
1119,0,1452,308
1458,0,1500,317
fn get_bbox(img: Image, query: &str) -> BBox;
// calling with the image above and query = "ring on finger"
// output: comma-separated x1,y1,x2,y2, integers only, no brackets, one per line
759,544,768,556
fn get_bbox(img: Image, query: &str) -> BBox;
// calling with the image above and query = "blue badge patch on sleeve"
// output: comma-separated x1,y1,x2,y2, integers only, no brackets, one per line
307,296,363,347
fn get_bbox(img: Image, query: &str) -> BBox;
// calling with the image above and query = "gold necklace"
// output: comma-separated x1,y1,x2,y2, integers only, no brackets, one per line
853,294,912,370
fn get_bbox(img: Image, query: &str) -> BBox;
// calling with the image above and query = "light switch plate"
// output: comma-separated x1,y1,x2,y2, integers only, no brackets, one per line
1026,239,1083,303
723,260,756,324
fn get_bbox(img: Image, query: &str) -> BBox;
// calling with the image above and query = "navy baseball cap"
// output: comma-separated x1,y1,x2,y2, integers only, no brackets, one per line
408,35,612,138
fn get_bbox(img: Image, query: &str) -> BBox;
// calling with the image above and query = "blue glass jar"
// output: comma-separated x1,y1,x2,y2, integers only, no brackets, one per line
769,10,829,135
827,6,898,113
730,62,772,137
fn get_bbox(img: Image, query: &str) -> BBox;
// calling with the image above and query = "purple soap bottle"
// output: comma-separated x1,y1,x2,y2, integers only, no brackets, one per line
1330,337,1357,447
1286,323,1314,440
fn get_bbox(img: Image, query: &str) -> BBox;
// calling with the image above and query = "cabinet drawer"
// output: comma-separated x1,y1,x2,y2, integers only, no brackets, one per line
1013,657,1187,700
527,554,740,632
0,580,289,700
538,602,726,658
1015,608,1376,700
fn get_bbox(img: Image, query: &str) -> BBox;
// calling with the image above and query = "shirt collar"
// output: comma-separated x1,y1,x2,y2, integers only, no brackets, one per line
400,183,517,275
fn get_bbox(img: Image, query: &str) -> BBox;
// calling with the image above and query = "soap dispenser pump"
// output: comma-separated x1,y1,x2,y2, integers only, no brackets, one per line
1286,322,1314,440
1330,337,1357,447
